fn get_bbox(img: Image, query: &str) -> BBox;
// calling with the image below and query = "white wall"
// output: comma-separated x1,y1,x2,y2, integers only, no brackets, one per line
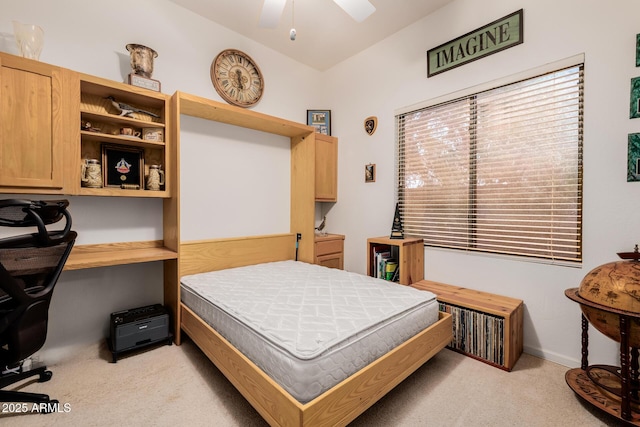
323,0,640,367
179,117,291,241
0,0,321,361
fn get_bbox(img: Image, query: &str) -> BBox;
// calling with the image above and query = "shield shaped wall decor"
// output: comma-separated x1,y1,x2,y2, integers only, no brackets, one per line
364,116,377,135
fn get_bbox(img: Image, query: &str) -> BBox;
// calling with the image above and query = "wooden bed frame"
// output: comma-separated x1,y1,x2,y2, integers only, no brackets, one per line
178,233,452,427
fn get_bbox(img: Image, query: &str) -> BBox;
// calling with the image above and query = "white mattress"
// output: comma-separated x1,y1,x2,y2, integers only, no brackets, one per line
180,260,439,403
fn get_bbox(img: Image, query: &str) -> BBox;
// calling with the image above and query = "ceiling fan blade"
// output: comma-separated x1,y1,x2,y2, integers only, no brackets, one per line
259,0,287,28
333,0,376,23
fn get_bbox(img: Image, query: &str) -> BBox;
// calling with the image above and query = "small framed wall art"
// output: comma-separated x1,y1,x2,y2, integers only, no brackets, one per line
102,144,144,189
364,116,377,135
630,77,640,119
307,110,331,135
365,163,376,183
636,33,640,67
628,133,640,182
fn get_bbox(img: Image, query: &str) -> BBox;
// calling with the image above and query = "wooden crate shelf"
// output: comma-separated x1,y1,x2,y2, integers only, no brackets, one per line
412,279,524,371
366,236,424,285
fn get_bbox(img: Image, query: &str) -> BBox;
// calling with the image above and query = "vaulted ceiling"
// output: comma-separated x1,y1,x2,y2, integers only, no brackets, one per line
169,0,454,71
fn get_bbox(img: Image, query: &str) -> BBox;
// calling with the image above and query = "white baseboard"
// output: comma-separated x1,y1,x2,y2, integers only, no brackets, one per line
524,345,580,368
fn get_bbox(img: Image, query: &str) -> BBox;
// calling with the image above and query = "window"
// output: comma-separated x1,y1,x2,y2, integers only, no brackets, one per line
396,63,583,263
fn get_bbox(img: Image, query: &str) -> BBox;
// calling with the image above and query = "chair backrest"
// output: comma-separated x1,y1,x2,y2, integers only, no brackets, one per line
0,199,76,364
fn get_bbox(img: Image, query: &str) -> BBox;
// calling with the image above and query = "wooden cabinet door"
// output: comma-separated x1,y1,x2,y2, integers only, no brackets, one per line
316,252,343,270
315,134,337,202
0,54,63,190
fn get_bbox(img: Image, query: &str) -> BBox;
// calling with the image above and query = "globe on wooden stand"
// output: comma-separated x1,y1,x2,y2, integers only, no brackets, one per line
565,246,640,425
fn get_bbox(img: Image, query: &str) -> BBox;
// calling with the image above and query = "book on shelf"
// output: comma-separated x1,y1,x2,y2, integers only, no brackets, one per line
384,261,398,281
370,244,399,282
377,251,391,279
390,265,400,282
371,244,388,278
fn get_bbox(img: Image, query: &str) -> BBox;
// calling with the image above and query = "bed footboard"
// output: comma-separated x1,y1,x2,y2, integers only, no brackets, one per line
181,304,452,427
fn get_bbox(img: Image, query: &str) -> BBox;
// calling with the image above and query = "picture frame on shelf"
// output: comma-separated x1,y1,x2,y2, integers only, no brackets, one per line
365,163,376,183
102,144,144,189
142,127,164,142
307,109,331,135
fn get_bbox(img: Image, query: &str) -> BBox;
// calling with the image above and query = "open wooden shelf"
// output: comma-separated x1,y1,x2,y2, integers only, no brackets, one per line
80,130,166,149
78,187,169,198
65,240,177,271
79,73,168,107
80,111,166,130
77,72,171,197
367,236,424,285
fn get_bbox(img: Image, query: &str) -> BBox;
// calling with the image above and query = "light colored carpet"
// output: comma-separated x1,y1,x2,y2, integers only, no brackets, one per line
1,338,618,426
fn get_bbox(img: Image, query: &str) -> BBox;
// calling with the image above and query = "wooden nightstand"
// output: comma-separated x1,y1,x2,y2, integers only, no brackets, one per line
314,234,345,270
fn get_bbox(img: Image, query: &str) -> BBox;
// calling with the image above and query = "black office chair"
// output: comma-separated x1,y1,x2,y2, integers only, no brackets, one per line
0,199,76,408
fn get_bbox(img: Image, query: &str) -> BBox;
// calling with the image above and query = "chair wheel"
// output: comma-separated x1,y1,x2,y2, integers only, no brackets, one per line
38,370,53,382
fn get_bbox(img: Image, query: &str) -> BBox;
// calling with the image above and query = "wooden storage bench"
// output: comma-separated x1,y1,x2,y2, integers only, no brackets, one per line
412,280,524,371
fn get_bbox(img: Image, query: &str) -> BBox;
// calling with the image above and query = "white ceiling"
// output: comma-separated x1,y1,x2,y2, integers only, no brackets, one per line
169,0,454,71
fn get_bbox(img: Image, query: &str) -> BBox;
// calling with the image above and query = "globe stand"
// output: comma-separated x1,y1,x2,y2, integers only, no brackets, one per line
585,364,640,406
565,288,640,425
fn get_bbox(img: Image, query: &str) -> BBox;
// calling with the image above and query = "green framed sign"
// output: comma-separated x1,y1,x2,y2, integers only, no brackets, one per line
427,9,524,77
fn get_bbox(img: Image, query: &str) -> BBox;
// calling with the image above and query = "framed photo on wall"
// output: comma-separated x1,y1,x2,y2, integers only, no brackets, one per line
307,110,331,135
365,163,376,183
630,77,640,118
102,144,144,189
628,133,640,182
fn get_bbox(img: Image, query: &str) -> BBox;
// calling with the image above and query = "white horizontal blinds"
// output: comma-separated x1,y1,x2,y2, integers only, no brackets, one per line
397,64,583,262
398,99,472,248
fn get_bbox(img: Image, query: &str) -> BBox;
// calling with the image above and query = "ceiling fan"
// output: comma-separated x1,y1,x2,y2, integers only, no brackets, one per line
259,0,376,28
